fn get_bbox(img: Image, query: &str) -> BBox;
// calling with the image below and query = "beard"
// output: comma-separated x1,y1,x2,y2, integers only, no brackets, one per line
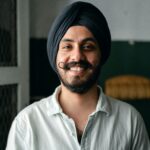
57,61,101,94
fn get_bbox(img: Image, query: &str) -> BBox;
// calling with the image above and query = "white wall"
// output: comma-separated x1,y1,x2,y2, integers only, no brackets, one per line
30,0,150,41
30,0,69,38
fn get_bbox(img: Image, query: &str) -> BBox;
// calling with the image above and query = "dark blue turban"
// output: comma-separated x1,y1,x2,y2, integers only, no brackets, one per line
47,1,111,73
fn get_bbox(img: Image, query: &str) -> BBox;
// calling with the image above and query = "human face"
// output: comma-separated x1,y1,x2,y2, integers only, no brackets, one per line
56,26,101,93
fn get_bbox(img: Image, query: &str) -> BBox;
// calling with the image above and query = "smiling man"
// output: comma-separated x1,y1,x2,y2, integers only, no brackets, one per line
56,26,101,94
6,1,150,150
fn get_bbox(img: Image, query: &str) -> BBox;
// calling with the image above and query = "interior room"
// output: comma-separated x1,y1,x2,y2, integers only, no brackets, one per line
0,0,150,149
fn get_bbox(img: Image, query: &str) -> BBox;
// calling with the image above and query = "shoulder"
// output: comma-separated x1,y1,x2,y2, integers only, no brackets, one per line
16,86,61,119
106,95,149,135
107,96,139,112
15,96,53,125
105,95,143,123
14,86,61,127
10,96,53,136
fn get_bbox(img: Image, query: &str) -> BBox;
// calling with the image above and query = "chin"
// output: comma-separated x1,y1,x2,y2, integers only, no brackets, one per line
64,83,92,94
58,64,101,93
62,76,97,94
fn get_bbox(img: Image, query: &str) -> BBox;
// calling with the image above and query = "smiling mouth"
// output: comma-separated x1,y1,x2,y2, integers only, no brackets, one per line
68,66,89,77
58,61,94,71
70,66,84,71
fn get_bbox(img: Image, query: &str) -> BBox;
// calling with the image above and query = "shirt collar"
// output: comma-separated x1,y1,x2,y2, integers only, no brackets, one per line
47,86,111,116
93,86,111,116
47,86,63,115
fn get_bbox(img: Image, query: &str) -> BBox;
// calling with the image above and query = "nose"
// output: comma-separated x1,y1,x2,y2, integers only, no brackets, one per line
70,45,85,61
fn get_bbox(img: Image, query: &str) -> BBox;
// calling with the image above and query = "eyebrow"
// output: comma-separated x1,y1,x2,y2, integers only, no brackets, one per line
61,37,97,43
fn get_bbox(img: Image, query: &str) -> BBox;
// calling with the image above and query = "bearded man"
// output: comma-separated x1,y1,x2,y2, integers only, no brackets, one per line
6,1,150,150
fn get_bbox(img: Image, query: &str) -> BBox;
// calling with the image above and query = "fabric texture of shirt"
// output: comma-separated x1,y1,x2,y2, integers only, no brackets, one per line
6,86,150,150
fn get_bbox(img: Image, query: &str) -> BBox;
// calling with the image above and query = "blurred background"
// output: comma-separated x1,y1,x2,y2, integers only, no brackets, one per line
0,0,150,149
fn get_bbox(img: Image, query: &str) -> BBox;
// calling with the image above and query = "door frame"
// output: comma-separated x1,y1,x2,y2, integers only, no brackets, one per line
0,0,29,111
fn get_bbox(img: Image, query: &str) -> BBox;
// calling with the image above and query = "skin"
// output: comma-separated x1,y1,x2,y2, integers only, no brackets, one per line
56,26,101,135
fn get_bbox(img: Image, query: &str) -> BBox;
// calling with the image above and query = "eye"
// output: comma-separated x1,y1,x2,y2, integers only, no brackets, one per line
63,45,71,49
82,44,96,51
60,44,73,51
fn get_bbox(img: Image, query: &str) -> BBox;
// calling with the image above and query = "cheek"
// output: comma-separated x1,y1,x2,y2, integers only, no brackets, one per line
87,53,101,66
56,52,70,72
56,52,68,65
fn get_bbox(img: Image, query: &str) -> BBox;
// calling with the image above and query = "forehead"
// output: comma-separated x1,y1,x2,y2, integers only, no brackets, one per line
61,25,95,41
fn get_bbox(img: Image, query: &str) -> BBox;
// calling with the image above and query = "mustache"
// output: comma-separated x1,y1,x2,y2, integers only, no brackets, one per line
58,60,94,70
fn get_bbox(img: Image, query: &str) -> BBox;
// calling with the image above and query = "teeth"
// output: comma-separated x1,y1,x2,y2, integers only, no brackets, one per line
70,67,84,72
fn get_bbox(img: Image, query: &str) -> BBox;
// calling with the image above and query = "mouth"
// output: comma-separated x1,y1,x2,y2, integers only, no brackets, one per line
70,66,84,72
68,66,90,77
58,61,94,71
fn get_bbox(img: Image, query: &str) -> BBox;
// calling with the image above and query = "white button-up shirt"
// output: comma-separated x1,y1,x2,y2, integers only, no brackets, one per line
6,86,150,150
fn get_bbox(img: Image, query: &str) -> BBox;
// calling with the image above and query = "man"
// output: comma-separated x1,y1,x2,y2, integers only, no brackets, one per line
6,1,150,150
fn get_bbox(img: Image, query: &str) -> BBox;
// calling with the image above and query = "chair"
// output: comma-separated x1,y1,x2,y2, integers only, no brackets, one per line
105,75,150,100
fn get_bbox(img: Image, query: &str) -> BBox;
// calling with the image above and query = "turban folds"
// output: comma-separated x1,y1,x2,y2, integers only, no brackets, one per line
47,1,111,72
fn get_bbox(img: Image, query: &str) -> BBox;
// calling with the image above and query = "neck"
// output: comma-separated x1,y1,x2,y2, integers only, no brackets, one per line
58,83,99,116
58,83,100,135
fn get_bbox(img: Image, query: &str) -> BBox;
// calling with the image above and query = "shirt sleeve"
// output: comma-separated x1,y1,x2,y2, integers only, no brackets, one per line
5,118,28,150
131,112,150,150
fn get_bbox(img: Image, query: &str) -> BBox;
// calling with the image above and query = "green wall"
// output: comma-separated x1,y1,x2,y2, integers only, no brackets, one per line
30,39,150,96
100,41,150,88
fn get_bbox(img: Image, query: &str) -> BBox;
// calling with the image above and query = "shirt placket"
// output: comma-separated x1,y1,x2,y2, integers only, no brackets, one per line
60,113,95,150
80,115,94,150
61,113,81,150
